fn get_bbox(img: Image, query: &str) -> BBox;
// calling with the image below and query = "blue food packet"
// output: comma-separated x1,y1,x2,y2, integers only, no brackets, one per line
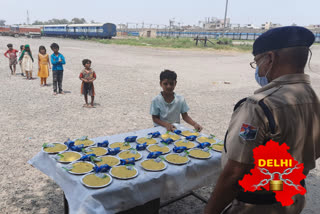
97,140,109,147
173,146,188,153
174,130,182,135
147,151,163,159
80,154,96,161
124,136,138,142
136,142,147,151
93,164,111,173
108,147,120,155
160,138,174,145
197,142,211,149
148,131,161,138
64,140,75,148
120,157,136,165
69,144,84,152
186,135,197,141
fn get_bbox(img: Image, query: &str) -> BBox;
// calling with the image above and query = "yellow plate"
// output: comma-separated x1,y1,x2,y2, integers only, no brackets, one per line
147,144,171,154
95,156,120,167
68,161,94,175
140,159,167,171
85,147,108,156
42,143,67,154
118,151,142,161
189,149,212,159
212,144,224,152
57,151,82,163
136,137,157,145
74,139,95,147
196,136,216,144
161,133,180,141
110,166,138,179
181,131,200,137
165,154,190,165
174,140,196,149
81,173,112,188
109,142,131,151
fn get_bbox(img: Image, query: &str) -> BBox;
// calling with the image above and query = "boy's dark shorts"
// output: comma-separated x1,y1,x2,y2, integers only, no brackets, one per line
83,83,95,96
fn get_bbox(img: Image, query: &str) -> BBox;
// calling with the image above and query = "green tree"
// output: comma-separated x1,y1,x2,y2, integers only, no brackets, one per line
0,19,6,26
71,18,86,24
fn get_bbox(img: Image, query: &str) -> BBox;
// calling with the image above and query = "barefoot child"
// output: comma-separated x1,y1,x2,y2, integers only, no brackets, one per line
19,44,34,80
50,43,66,95
79,59,96,108
4,44,18,75
38,46,51,86
150,69,203,132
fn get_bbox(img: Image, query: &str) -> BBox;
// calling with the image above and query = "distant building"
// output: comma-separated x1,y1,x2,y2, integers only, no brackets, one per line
306,24,320,30
261,22,282,30
203,17,230,30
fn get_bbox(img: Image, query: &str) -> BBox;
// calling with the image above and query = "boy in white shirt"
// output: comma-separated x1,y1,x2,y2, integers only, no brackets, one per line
150,69,203,132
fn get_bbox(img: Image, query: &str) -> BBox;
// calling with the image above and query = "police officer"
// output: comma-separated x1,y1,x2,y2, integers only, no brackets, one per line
204,26,320,214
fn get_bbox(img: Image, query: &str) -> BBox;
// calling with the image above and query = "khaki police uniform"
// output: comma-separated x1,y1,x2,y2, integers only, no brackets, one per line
221,74,320,214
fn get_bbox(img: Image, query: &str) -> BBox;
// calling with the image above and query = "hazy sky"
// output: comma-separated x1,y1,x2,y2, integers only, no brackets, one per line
2,0,319,27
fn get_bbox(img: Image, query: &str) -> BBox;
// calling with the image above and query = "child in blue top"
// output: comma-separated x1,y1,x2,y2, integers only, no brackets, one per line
150,69,203,132
50,43,66,95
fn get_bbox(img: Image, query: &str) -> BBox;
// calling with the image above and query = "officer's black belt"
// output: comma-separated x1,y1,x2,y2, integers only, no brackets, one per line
236,179,305,204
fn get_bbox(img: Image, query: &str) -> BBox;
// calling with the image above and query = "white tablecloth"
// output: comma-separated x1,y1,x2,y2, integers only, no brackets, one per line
28,124,222,214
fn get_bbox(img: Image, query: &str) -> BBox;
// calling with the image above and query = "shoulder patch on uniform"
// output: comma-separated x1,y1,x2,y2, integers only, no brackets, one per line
239,123,258,140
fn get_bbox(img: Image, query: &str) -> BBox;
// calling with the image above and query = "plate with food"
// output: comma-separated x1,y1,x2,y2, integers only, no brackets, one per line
109,142,132,151
66,161,95,175
165,154,190,165
81,173,113,188
180,130,200,137
95,155,120,167
136,137,157,145
74,137,95,147
211,142,224,152
55,151,82,163
83,147,108,156
161,133,180,141
174,140,196,149
140,159,167,171
196,136,217,145
147,144,171,154
110,165,139,180
42,143,68,154
188,149,212,159
117,150,142,161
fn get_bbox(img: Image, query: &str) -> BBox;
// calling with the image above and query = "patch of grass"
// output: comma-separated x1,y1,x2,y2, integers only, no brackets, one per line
95,37,252,52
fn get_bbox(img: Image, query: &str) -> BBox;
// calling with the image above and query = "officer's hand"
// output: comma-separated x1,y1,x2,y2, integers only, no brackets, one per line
194,123,203,132
165,124,176,132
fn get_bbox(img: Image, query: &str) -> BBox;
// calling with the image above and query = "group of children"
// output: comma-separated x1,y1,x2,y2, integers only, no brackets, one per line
4,44,201,130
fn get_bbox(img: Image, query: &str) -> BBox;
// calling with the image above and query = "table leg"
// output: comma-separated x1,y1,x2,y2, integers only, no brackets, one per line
64,193,69,214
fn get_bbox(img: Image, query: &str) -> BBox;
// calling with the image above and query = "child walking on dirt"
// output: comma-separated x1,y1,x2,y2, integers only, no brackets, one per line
4,44,18,75
17,45,25,76
79,59,96,108
38,46,51,86
19,44,34,80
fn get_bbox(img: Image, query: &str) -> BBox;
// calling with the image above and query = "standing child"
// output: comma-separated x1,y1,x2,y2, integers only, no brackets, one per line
79,59,96,108
19,44,34,80
38,46,51,86
4,44,18,75
50,43,66,95
150,69,203,131
17,45,25,76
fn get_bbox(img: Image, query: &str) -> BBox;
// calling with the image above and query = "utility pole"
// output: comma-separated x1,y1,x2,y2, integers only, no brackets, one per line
222,0,229,37
27,10,30,25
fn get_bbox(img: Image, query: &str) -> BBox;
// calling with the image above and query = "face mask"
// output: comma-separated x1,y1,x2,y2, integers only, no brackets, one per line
255,66,269,87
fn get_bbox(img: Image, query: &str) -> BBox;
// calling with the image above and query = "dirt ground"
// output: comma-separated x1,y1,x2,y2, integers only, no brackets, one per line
1,36,320,214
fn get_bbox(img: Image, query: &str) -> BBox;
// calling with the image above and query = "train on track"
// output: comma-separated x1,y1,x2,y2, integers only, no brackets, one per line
0,23,117,39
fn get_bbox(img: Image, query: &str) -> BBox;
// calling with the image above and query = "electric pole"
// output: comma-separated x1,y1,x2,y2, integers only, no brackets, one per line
222,0,229,37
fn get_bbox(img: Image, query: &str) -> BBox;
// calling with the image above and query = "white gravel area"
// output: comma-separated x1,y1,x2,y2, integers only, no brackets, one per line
1,36,320,214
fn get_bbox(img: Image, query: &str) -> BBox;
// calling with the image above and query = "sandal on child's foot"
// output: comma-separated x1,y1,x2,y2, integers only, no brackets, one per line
59,91,65,94
83,104,88,107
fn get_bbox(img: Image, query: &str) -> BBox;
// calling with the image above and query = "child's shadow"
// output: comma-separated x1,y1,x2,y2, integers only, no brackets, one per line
94,103,101,106
63,91,71,94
